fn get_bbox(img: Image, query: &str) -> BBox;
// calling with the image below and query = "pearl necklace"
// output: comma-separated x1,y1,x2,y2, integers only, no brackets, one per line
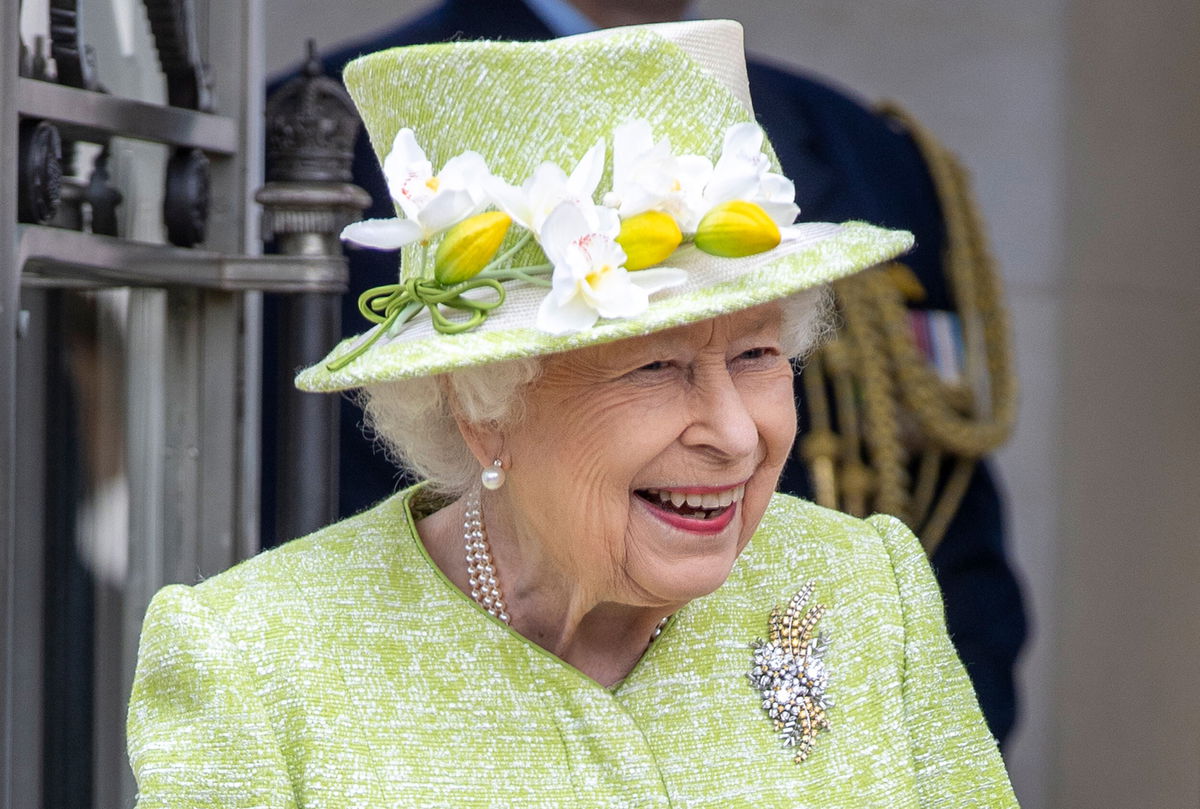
463,490,509,623
462,490,669,641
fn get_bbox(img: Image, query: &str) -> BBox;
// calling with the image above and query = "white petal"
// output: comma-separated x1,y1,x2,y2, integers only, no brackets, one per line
759,200,800,228
418,189,476,237
527,163,572,231
539,201,591,266
383,129,429,194
549,258,584,296
592,205,621,238
616,186,660,218
587,269,649,319
561,240,597,280
440,150,488,186
705,156,761,206
706,174,759,208
759,172,795,203
528,161,569,192
394,128,428,163
341,218,423,250
629,142,677,200
440,150,492,208
722,122,764,159
627,267,689,295
676,154,715,190
580,232,627,271
537,289,599,334
392,189,424,222
568,138,607,199
484,175,535,230
707,124,772,206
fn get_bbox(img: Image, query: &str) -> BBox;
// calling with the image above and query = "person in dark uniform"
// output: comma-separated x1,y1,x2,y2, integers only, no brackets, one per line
267,0,1026,744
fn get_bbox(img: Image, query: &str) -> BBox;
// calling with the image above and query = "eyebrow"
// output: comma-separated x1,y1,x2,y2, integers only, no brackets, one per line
741,310,779,334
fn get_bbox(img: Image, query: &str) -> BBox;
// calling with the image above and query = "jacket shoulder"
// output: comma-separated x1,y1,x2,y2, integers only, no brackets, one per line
743,494,901,590
759,492,885,550
187,494,409,620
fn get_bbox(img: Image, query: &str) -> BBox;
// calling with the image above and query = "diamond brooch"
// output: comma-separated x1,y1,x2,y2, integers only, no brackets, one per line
747,582,832,763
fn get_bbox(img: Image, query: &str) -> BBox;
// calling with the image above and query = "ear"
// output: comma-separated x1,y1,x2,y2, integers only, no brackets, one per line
446,383,506,470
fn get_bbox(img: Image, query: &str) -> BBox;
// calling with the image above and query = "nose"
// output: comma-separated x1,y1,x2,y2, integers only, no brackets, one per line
680,362,760,461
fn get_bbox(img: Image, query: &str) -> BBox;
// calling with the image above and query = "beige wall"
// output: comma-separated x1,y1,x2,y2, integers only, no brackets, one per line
1057,0,1200,805
263,2,1200,807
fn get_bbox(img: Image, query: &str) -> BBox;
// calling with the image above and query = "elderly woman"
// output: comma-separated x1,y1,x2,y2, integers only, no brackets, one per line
127,21,1018,808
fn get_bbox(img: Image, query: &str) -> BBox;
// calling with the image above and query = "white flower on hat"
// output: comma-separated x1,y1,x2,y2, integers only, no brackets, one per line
485,139,607,236
535,201,687,335
703,122,800,231
603,119,714,233
342,128,490,249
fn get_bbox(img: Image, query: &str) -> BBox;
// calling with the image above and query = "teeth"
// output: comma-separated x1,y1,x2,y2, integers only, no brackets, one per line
645,484,748,511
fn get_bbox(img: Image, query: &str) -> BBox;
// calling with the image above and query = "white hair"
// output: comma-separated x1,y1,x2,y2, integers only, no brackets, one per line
357,287,833,498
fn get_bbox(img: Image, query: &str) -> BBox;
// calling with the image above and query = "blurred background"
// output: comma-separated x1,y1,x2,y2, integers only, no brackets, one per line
6,0,1198,807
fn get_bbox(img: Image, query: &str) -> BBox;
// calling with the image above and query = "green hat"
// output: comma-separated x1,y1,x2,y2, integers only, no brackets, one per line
296,20,913,392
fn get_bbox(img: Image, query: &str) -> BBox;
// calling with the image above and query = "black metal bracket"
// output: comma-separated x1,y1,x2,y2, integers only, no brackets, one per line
164,147,210,247
17,120,63,225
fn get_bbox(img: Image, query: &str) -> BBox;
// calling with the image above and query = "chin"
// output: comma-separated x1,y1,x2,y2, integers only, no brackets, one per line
647,553,743,604
626,493,753,604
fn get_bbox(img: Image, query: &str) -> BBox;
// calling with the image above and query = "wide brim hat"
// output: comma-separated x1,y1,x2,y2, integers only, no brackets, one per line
296,20,914,392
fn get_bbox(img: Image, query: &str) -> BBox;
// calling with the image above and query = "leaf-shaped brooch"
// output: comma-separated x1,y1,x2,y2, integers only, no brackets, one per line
747,582,832,763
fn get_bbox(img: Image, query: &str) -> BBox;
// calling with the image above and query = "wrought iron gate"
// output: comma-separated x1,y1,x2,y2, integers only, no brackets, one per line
3,2,350,805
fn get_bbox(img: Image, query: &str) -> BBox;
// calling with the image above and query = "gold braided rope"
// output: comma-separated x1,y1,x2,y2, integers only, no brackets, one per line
798,102,1017,555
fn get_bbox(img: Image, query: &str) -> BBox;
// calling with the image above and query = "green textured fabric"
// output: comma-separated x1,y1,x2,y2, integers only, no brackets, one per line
128,488,1018,807
294,28,915,392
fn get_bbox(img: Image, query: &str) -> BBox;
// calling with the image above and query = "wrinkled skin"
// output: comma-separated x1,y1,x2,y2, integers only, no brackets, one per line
423,303,797,684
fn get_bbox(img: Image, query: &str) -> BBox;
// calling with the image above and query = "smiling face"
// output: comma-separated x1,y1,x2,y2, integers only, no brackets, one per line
479,303,797,612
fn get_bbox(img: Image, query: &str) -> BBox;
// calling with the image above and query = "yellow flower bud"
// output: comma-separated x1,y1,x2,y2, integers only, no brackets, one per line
434,212,512,284
694,201,781,258
615,210,683,270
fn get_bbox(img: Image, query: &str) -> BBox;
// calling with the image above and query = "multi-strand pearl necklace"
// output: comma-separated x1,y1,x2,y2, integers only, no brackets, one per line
462,489,668,641
463,489,509,623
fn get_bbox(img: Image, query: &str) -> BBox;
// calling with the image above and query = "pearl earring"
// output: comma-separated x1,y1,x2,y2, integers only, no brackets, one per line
481,458,506,490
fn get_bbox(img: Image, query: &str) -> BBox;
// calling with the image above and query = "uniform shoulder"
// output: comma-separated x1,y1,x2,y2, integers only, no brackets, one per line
746,57,881,125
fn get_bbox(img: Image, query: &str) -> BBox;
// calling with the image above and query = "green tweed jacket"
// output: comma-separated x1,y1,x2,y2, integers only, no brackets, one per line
127,489,1018,807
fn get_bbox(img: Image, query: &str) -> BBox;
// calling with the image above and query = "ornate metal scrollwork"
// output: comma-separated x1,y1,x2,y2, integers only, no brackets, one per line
49,0,100,90
265,41,361,184
140,0,214,245
142,0,214,112
258,40,370,252
18,120,64,225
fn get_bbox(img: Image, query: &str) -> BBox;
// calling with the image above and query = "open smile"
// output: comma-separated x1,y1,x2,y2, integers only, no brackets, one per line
634,483,747,534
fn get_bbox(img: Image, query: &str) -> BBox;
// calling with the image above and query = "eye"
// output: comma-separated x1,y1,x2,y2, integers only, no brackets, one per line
735,346,778,362
623,358,680,383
